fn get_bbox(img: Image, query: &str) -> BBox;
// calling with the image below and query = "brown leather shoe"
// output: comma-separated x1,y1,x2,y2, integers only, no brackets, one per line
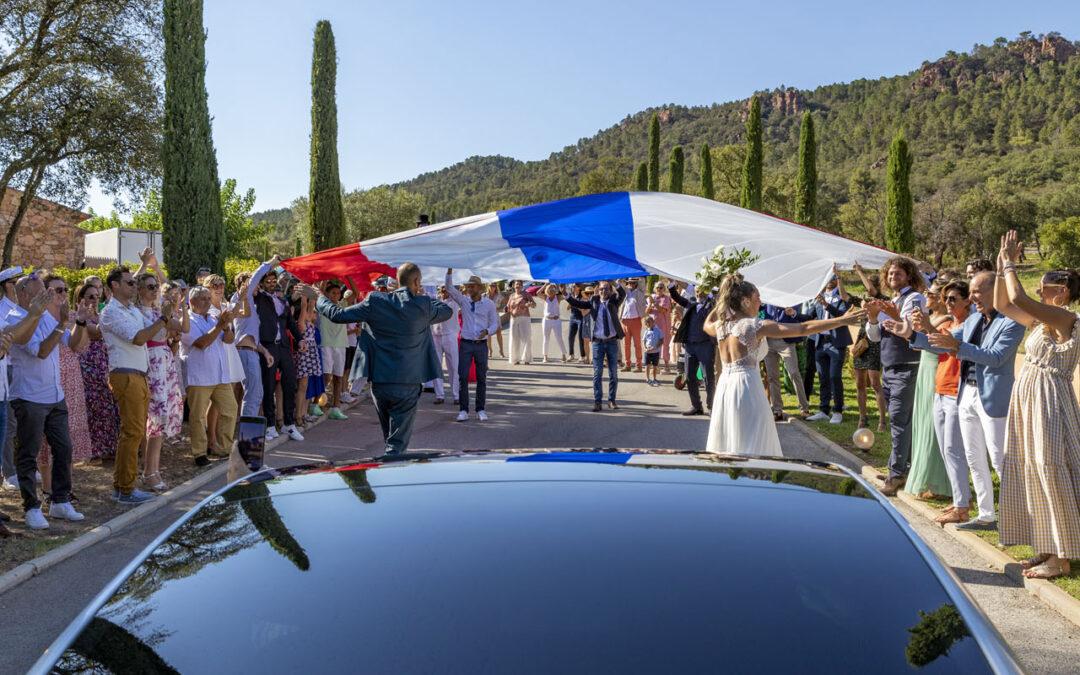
607,400,619,410
881,476,906,497
935,507,969,527
592,402,602,412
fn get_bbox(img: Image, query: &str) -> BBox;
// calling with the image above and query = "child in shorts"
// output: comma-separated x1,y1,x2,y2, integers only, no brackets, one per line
642,314,663,386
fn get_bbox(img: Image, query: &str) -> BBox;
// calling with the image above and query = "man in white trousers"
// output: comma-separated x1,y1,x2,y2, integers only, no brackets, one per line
540,284,567,363
893,271,1026,531
431,285,460,405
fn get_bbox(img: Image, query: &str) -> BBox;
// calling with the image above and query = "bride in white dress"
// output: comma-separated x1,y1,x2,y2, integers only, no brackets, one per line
704,274,865,456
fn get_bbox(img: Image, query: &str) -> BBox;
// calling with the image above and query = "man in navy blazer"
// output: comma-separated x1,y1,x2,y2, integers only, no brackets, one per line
303,263,452,456
887,271,1025,530
565,280,625,411
805,277,852,425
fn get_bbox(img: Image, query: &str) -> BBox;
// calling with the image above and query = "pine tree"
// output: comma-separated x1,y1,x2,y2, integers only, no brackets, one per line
633,162,648,191
161,0,224,282
699,143,714,200
794,112,817,226
647,112,660,191
295,237,302,257
740,95,763,211
668,146,684,193
885,130,915,253
308,20,347,252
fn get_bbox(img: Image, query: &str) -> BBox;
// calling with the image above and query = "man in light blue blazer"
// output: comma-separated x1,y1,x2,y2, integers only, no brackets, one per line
888,271,1025,530
302,263,452,456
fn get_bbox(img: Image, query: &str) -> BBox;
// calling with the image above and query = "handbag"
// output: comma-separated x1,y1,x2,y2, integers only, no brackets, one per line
850,336,869,360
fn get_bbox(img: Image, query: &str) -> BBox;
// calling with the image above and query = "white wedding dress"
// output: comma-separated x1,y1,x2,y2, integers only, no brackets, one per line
705,317,783,457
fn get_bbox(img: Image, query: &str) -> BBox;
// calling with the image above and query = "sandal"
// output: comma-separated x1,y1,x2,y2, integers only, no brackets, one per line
1023,558,1071,580
935,507,969,527
1020,553,1052,569
142,472,168,492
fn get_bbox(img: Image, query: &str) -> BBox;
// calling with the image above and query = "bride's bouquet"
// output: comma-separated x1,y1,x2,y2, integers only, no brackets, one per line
695,246,759,291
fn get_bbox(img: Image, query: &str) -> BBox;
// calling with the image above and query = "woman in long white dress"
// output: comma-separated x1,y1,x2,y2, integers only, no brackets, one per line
704,274,865,456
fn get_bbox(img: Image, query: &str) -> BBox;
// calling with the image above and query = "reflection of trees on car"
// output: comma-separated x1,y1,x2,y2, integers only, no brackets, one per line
52,617,180,674
225,482,311,571
906,604,971,667
340,469,377,504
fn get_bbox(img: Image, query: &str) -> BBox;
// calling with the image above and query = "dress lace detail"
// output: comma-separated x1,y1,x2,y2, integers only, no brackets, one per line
718,317,767,370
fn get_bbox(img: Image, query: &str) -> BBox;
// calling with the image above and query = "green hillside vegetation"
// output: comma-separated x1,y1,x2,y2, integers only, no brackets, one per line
389,33,1080,267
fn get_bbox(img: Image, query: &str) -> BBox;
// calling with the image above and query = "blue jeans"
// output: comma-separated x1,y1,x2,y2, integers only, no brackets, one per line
238,348,264,417
592,339,619,403
458,340,489,412
814,343,846,414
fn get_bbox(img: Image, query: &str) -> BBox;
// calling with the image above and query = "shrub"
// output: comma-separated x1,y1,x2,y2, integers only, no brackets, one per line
1039,216,1080,269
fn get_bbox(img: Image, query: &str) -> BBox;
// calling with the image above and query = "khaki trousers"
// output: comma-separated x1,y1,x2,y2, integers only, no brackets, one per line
109,372,149,495
187,383,237,460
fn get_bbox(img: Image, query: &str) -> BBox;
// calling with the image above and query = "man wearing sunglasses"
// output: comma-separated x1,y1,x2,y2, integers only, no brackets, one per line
101,266,175,505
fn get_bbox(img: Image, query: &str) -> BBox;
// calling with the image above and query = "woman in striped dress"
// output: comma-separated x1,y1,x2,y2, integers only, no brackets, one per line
996,230,1080,580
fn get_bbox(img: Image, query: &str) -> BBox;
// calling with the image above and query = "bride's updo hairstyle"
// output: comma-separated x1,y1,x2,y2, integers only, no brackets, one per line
716,273,758,321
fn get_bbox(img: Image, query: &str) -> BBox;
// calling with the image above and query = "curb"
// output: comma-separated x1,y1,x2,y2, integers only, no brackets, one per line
0,397,361,597
786,420,1080,630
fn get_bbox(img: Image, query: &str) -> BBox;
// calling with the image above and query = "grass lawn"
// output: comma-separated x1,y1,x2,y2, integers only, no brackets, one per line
778,358,1080,600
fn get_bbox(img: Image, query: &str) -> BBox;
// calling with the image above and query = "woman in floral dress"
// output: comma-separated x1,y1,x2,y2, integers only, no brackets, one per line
75,282,120,460
293,293,322,427
996,230,1080,581
649,281,674,373
136,271,185,492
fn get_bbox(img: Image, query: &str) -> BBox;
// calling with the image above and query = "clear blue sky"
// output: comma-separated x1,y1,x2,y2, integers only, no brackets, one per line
87,0,1080,215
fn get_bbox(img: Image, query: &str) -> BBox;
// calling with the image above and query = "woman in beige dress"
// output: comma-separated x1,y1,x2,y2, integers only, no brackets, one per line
995,230,1080,580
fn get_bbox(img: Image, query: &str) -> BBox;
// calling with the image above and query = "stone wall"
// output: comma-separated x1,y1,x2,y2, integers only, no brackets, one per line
0,188,88,269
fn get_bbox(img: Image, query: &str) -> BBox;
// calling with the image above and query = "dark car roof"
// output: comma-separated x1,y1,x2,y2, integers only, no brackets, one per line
39,451,1016,674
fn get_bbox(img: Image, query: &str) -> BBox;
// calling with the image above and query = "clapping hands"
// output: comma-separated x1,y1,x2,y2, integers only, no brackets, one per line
882,317,913,339
0,331,12,359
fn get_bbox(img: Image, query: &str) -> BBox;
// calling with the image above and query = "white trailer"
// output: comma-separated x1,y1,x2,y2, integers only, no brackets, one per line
83,228,164,267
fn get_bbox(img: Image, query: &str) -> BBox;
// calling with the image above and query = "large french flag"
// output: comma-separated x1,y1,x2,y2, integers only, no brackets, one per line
281,192,895,306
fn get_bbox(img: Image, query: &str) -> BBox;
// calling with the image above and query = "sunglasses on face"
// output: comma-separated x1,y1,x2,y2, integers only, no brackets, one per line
51,286,68,295
944,295,963,304
123,280,136,287
143,284,158,291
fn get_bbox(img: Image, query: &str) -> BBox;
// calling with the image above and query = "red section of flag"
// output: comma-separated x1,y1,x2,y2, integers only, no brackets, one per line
280,243,396,291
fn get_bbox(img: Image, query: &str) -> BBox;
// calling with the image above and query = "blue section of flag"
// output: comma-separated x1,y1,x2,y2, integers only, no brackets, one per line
506,452,633,464
497,192,646,282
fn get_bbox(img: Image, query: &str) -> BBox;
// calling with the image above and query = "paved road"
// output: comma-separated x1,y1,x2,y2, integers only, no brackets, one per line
1,325,1077,672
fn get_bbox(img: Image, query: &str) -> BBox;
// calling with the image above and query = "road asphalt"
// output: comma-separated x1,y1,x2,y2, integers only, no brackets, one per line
1,324,1077,672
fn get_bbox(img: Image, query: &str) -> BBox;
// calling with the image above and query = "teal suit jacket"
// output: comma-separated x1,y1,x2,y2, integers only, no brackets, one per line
317,290,452,385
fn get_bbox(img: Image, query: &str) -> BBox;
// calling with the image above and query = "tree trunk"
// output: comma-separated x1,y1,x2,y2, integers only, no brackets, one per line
2,164,46,267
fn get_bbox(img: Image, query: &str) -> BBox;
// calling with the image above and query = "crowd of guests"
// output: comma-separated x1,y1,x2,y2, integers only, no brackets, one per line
0,249,366,534
2,240,1077,583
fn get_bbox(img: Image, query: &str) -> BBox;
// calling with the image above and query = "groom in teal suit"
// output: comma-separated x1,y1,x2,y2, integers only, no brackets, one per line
301,263,452,456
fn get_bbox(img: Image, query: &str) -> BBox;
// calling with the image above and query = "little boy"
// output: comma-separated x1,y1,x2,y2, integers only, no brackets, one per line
642,314,663,386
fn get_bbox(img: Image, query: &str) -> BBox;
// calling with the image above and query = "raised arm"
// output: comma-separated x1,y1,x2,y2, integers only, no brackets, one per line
758,310,865,340
442,269,469,306
564,294,591,310
429,297,453,325
315,292,371,324
998,230,1076,335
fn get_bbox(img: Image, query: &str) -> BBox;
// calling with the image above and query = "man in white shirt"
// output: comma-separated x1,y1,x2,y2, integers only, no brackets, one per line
619,278,646,372
9,274,90,528
182,286,238,467
445,270,499,422
100,266,173,504
0,265,22,489
431,285,461,405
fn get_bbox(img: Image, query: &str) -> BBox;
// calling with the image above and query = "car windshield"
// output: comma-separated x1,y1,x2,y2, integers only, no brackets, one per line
52,460,992,674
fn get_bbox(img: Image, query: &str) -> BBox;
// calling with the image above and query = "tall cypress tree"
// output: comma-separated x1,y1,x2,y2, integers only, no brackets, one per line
668,146,684,193
647,112,660,191
161,0,224,281
885,130,914,253
633,161,648,191
794,112,817,226
740,95,763,211
308,20,346,252
700,143,715,199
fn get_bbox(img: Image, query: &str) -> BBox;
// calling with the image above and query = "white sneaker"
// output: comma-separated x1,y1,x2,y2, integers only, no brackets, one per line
340,393,356,404
1,476,17,490
283,425,305,442
829,413,843,425
805,412,829,422
477,410,489,422
264,426,280,440
24,507,48,530
34,470,42,484
456,410,469,422
49,501,85,521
